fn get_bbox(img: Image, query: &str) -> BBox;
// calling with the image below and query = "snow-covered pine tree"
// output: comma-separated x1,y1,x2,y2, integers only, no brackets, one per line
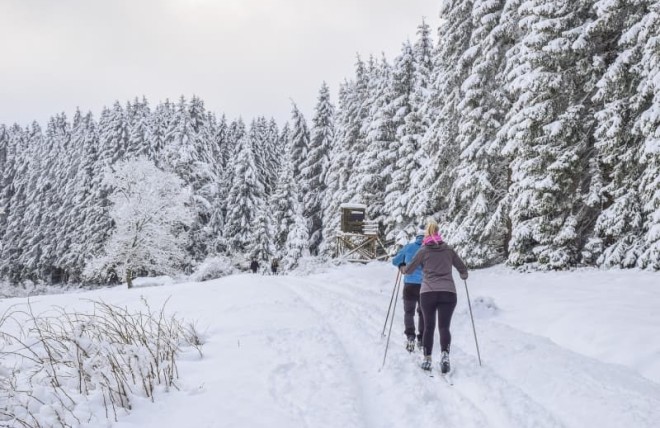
269,153,296,256
85,157,193,287
149,100,174,164
0,126,31,282
581,0,651,268
352,55,395,234
320,58,371,256
498,0,597,269
266,117,284,174
35,114,72,282
53,110,90,281
0,125,7,255
159,96,218,261
249,117,274,195
210,118,246,254
249,204,273,263
634,4,660,269
407,0,474,225
70,112,112,281
126,97,152,158
282,192,310,270
444,0,511,267
222,133,267,253
385,20,434,242
300,82,335,255
206,113,229,251
289,102,310,180
98,101,129,165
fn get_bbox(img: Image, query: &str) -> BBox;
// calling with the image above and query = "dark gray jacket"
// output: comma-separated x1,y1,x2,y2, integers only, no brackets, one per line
403,242,468,294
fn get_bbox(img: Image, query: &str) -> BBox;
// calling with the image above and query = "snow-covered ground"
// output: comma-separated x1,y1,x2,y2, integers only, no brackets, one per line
1,262,659,427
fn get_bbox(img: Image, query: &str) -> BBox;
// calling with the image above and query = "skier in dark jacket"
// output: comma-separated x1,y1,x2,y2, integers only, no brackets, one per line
391,224,425,352
271,258,279,275
402,218,468,374
250,259,259,273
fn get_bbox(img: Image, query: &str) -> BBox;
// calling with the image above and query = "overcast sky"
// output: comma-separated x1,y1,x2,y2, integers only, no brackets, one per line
0,0,439,127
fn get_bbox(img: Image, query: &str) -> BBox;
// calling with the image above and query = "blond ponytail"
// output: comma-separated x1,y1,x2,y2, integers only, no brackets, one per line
425,217,439,237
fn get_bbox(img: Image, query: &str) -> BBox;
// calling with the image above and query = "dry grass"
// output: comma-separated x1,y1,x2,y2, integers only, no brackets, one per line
0,297,203,427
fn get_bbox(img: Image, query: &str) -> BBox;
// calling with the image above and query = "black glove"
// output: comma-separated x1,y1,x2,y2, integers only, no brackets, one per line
398,263,406,267
460,272,468,280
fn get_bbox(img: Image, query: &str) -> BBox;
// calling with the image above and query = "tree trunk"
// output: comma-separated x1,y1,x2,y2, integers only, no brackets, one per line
126,268,133,289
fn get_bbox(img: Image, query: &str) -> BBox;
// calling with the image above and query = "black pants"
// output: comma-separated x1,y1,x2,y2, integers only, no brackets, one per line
402,284,423,340
420,291,457,356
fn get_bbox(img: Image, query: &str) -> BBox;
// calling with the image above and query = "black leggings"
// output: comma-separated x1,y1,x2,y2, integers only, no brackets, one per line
420,291,457,356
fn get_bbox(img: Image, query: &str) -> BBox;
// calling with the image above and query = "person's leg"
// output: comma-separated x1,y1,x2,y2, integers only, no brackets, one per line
436,292,458,352
420,292,439,356
402,284,418,340
412,286,424,341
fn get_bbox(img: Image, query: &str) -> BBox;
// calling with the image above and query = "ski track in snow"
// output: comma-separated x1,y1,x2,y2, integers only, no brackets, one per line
284,275,565,428
264,284,368,428
280,269,660,428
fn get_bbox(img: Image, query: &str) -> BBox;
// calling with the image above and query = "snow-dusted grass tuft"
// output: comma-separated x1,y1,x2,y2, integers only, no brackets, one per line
0,298,202,427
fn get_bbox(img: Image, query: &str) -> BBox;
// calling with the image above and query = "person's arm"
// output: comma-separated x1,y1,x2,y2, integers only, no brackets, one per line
402,247,425,274
452,249,468,279
391,246,407,267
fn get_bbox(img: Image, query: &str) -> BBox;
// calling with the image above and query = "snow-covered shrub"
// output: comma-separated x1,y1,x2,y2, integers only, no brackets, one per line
0,298,203,427
191,255,235,282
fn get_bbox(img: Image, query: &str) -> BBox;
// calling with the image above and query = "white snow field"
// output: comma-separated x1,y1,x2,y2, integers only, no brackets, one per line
1,262,659,427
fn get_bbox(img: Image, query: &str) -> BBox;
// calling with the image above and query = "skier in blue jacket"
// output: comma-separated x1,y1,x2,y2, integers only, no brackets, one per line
391,224,425,352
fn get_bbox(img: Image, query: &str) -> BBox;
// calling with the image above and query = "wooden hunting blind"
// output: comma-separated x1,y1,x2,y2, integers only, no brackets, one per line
336,203,387,262
341,204,366,233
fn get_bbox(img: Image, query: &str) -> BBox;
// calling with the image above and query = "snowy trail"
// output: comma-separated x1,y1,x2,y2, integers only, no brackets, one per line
281,266,660,428
4,263,659,427
284,274,565,428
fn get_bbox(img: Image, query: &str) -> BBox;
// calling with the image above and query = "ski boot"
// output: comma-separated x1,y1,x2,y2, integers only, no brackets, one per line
440,351,450,374
420,355,432,371
405,337,415,353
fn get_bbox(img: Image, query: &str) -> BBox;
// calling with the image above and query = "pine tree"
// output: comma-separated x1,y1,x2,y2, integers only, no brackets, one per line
321,58,370,255
160,96,218,260
300,82,335,255
249,117,274,194
223,134,266,253
498,0,596,269
582,0,651,268
634,3,660,269
408,0,474,223
98,101,129,165
126,97,153,158
283,194,310,270
353,56,395,232
0,126,30,282
444,0,511,267
289,103,310,180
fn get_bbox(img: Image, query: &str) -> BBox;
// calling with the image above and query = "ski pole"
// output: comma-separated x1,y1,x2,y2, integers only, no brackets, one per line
463,280,482,366
381,270,401,337
381,271,403,370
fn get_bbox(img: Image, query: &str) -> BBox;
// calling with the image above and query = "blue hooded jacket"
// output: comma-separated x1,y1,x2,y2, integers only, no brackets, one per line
391,235,424,285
